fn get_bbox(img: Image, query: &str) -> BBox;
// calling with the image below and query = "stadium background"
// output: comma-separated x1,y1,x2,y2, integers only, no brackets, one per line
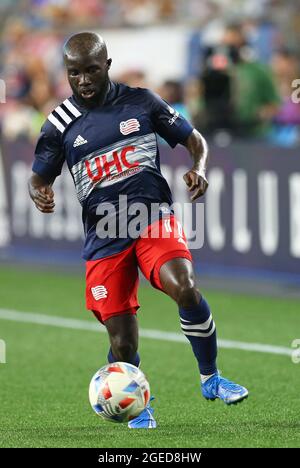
0,0,300,448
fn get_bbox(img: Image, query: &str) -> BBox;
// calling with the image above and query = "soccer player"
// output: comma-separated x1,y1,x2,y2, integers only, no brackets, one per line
28,32,248,429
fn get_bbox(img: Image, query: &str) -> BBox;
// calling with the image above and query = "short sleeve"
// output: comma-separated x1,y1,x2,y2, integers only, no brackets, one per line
145,90,194,148
32,120,65,183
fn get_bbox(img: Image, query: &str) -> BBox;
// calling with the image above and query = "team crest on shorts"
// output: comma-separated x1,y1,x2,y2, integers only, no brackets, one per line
91,285,108,300
120,118,140,135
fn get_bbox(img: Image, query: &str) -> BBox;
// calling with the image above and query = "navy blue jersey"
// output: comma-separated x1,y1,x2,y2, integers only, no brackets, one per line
32,81,193,260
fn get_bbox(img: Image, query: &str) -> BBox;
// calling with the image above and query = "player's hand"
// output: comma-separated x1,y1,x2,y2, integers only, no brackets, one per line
28,183,55,213
183,168,208,201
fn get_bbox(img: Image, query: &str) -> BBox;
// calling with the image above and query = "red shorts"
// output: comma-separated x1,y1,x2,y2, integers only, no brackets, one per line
86,215,192,323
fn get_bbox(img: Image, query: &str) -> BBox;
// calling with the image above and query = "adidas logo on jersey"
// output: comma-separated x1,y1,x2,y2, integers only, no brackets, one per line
73,135,88,147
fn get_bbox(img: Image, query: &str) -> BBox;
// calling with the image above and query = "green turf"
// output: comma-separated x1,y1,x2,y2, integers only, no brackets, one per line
0,265,299,448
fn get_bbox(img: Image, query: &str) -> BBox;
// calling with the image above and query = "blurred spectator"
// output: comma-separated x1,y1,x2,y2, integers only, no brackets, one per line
224,23,280,137
197,24,281,137
0,0,299,147
1,101,43,141
185,1,225,80
119,0,160,27
159,80,191,121
0,16,63,140
119,0,176,27
242,16,282,64
21,0,105,29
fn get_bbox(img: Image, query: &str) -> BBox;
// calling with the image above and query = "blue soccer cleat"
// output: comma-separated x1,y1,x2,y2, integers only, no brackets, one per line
128,397,156,429
201,373,248,405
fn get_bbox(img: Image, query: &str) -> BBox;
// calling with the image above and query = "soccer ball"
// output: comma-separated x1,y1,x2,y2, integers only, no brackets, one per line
88,362,151,423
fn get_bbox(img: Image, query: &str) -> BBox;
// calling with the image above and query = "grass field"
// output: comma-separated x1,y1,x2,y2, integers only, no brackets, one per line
0,265,299,448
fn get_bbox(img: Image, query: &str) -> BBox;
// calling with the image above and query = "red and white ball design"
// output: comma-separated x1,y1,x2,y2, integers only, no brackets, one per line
89,362,150,423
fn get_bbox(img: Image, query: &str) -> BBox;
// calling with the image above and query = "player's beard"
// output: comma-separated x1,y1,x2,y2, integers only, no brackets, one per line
72,74,110,108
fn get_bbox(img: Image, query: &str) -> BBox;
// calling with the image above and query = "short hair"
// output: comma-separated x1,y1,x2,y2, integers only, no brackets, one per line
63,32,107,60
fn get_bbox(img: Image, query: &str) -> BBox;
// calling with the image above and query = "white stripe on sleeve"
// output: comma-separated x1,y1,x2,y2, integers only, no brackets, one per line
63,99,81,117
55,105,72,124
47,113,65,133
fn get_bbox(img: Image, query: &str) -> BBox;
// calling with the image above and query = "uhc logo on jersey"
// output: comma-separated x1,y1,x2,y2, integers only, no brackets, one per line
84,146,139,183
120,119,140,135
71,133,157,203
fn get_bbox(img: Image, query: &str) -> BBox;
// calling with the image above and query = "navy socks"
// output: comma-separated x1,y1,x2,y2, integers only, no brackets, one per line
179,297,217,376
107,347,141,368
106,297,217,377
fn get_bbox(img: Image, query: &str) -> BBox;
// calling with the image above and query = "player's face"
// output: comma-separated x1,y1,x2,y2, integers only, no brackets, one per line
65,52,111,106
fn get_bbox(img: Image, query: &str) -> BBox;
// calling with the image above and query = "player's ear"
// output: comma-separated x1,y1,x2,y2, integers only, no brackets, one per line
107,58,112,70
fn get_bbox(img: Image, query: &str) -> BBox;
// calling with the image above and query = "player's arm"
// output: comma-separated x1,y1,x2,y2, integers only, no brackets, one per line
146,89,208,201
28,172,55,214
182,128,209,201
29,120,65,213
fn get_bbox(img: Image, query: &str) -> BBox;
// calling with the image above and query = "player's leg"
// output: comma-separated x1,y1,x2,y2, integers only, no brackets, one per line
159,257,248,405
159,257,218,380
103,313,156,429
137,217,218,378
86,246,156,428
104,313,140,367
136,215,248,405
86,245,141,368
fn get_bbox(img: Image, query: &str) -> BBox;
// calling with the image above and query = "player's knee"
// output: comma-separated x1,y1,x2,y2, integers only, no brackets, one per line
111,336,137,362
173,280,199,308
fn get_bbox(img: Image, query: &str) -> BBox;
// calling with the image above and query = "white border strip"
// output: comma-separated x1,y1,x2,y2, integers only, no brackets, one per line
0,308,292,357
